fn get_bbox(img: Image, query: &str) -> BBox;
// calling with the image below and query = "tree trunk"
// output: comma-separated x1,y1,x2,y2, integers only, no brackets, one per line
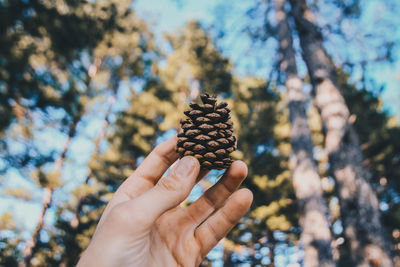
222,247,234,267
267,230,276,266
288,1,393,266
22,187,53,266
274,1,335,266
22,59,101,266
23,115,79,267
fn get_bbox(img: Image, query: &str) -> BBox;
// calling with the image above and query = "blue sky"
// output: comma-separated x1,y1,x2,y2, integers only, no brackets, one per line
135,0,400,116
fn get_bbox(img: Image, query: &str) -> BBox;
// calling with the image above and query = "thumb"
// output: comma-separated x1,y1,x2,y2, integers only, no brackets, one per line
127,156,200,226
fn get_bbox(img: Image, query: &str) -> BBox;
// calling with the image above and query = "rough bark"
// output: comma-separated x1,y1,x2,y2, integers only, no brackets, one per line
274,1,335,266
288,1,393,266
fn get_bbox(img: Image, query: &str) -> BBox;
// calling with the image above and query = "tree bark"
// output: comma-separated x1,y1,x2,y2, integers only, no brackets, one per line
22,187,53,266
222,247,234,267
274,1,335,266
267,230,276,266
288,1,393,266
23,112,81,266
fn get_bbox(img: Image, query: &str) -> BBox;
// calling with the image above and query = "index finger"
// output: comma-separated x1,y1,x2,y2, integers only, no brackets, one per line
119,135,180,199
96,136,180,230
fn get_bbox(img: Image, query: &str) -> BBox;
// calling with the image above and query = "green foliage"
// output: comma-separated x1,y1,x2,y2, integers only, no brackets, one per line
0,237,20,267
224,78,297,264
2,188,33,201
162,20,232,95
1,0,399,266
0,212,20,266
0,0,120,132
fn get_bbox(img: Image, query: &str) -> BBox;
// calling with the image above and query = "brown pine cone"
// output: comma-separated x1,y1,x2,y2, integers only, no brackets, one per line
176,93,236,170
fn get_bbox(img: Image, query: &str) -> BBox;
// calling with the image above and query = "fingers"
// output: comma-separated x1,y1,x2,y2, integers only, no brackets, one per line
95,137,179,231
119,136,180,198
122,156,200,228
195,188,253,258
185,161,248,226
134,136,180,183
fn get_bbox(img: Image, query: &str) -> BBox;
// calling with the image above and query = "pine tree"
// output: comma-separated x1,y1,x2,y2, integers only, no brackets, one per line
160,21,299,265
336,70,400,265
0,0,159,265
42,3,164,265
0,0,120,264
22,85,89,267
0,0,119,134
227,77,298,266
274,0,334,265
162,20,232,96
288,0,393,265
2,2,398,266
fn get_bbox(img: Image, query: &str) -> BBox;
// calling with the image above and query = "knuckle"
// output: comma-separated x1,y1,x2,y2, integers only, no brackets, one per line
220,208,237,225
157,174,182,193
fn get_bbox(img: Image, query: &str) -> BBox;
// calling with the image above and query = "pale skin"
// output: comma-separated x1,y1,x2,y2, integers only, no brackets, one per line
78,136,253,267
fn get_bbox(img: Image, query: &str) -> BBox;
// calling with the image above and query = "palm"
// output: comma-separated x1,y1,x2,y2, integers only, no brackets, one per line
78,137,252,267
148,208,203,267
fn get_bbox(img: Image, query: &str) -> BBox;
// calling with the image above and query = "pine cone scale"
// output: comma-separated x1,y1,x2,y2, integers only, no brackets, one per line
177,93,236,170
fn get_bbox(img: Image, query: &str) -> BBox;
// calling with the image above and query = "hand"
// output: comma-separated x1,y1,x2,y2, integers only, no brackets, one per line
77,136,253,267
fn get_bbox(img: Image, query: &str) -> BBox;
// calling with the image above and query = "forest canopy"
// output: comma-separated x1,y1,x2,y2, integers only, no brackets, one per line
0,0,399,266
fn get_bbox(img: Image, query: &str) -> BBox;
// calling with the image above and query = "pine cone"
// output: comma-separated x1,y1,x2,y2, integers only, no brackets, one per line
176,93,236,170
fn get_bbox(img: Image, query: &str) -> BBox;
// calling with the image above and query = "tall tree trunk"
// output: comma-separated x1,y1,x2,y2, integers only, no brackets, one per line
22,187,53,266
288,1,393,266
267,230,276,266
23,116,78,266
274,1,334,266
22,59,101,266
222,246,234,267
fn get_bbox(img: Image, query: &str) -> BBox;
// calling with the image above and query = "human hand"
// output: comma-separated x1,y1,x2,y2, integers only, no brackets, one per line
77,136,253,267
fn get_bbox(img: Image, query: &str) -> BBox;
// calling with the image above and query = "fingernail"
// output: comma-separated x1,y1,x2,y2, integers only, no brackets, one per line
174,156,197,177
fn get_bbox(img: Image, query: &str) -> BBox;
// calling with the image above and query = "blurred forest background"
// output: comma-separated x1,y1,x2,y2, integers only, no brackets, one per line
0,0,399,266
